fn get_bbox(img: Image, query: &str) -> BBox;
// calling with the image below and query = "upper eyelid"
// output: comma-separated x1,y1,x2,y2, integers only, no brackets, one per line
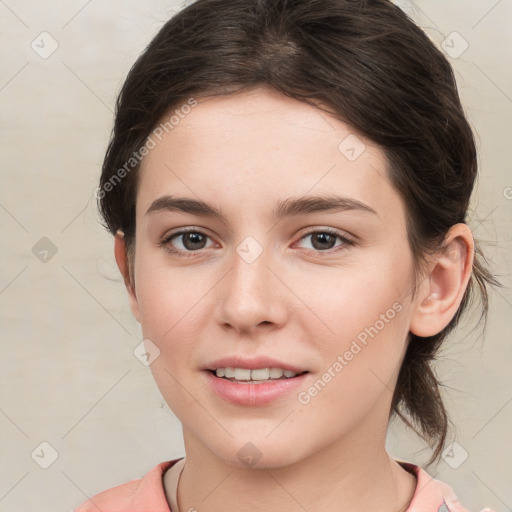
296,226,354,239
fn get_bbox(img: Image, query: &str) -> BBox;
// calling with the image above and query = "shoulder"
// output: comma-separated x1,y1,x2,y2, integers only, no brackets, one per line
397,461,496,512
73,459,181,512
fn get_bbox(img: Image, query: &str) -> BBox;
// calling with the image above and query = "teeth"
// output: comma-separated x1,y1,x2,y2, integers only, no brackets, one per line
269,367,284,378
214,367,299,380
251,368,270,380
234,368,251,380
224,367,235,378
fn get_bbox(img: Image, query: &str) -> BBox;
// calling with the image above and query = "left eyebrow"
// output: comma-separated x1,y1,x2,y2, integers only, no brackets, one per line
145,194,379,220
272,195,379,219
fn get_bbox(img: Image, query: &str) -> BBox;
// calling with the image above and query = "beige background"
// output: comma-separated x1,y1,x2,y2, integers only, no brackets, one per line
0,1,510,511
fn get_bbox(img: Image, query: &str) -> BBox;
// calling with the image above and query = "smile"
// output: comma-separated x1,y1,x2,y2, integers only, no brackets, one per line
214,367,304,382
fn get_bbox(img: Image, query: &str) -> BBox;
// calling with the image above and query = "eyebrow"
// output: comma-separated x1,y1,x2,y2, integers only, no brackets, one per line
146,194,378,220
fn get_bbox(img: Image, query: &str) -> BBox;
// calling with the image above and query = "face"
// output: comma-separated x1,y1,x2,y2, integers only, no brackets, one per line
127,86,421,468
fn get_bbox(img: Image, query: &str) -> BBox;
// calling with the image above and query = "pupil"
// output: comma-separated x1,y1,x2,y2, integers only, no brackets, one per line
313,233,335,250
184,233,206,250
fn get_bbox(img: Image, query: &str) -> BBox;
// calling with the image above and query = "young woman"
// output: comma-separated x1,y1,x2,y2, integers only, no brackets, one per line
75,0,500,510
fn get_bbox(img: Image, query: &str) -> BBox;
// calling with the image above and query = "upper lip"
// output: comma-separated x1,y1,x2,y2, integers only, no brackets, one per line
204,356,307,373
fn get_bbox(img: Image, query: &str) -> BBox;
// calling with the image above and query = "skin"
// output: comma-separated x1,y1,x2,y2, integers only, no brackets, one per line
114,85,474,512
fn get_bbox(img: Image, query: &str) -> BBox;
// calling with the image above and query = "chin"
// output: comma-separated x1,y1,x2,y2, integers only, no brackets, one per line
202,433,311,470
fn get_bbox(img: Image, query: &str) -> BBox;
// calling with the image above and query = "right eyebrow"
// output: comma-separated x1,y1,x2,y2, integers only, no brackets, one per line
146,196,225,219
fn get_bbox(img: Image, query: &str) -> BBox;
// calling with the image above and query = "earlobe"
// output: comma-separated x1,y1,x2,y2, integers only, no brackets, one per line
114,231,141,323
409,224,474,338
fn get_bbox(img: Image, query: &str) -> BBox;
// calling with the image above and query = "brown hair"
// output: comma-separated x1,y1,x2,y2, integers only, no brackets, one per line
98,0,501,466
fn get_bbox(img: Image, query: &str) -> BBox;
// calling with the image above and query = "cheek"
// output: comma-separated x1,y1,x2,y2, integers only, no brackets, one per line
294,254,411,343
294,299,410,442
130,239,225,429
294,257,412,396
134,258,214,353
133,263,212,415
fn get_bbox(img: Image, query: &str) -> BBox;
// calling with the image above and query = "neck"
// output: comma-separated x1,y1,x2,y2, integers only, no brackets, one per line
174,425,416,512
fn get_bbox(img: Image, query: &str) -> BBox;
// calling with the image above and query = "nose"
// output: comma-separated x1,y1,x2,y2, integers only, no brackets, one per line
215,241,289,336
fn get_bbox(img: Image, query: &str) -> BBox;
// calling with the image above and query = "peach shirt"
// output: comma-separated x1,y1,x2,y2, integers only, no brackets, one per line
73,458,495,512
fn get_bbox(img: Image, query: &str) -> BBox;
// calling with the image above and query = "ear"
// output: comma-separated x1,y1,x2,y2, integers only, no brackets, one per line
114,231,141,323
409,223,474,338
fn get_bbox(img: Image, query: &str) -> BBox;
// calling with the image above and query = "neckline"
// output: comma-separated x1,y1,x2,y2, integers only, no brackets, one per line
163,457,185,512
163,458,420,511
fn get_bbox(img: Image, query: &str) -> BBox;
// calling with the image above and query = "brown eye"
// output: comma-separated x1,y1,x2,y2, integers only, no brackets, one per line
174,232,208,251
159,229,215,258
296,229,356,255
309,232,338,250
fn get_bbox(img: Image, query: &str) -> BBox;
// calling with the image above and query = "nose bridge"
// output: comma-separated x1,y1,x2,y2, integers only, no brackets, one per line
233,239,269,296
216,235,286,332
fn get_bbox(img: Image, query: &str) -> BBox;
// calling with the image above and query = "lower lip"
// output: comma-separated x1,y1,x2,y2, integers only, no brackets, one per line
203,371,309,406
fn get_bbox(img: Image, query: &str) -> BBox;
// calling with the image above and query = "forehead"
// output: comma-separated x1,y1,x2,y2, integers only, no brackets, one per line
137,87,404,225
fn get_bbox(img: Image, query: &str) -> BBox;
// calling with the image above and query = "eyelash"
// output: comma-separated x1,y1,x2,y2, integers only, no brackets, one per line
158,227,356,259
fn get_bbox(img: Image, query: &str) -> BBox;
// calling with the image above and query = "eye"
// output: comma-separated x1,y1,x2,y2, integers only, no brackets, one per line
295,228,356,254
158,227,356,259
159,228,216,257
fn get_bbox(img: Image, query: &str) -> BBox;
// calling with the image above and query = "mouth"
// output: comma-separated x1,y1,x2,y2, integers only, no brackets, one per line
204,367,310,406
202,357,310,405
